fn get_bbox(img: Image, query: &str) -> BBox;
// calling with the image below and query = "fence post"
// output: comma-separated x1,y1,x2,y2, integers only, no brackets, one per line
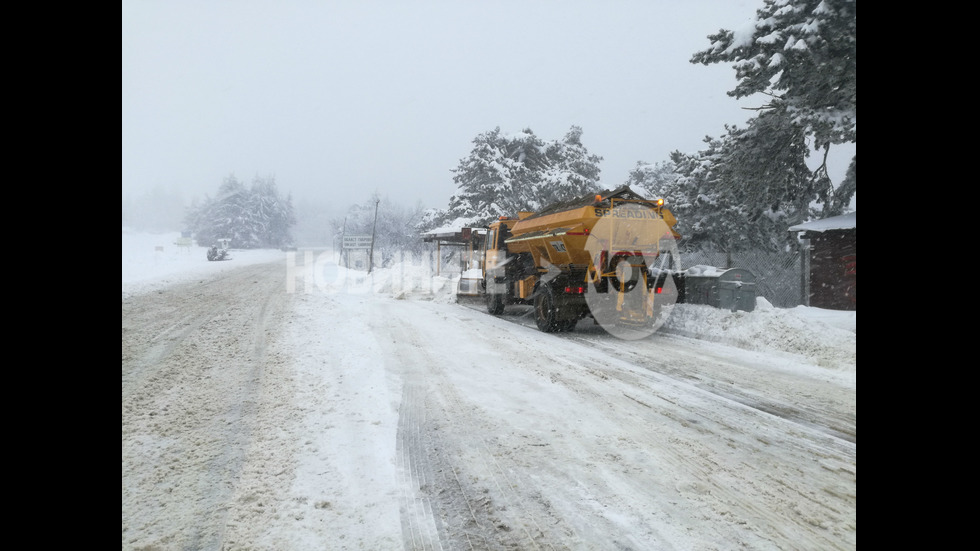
799,240,809,306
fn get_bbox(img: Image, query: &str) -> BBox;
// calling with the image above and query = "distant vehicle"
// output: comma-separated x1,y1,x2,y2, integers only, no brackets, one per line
207,238,232,261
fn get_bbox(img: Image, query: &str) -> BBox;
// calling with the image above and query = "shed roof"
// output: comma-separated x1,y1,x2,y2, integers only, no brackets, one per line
788,211,856,233
421,226,485,243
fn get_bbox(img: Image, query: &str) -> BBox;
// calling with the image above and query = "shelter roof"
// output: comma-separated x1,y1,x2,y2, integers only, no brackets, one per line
788,212,856,233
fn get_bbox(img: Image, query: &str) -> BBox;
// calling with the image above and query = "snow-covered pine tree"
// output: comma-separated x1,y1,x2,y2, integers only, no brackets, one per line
184,173,297,249
666,114,816,254
187,175,249,247
689,0,855,218
432,126,603,230
437,127,515,229
538,125,603,208
666,139,755,254
624,160,679,205
247,175,296,248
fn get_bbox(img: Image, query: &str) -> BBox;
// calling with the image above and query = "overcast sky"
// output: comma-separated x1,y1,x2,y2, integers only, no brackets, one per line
122,0,852,215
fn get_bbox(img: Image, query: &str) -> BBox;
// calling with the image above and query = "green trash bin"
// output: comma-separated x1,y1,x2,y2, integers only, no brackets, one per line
715,268,756,312
680,265,719,307
681,266,757,312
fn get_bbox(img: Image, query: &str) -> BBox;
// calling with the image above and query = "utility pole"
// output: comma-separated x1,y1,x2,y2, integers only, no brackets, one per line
339,216,347,266
368,199,379,273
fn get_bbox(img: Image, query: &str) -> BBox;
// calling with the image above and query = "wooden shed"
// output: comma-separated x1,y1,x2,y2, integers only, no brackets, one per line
789,212,856,311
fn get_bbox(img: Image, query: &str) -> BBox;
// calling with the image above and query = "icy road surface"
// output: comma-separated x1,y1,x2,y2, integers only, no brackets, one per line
122,253,856,550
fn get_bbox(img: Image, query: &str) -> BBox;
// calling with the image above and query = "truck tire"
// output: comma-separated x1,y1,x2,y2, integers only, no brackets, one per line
534,285,559,332
486,289,504,315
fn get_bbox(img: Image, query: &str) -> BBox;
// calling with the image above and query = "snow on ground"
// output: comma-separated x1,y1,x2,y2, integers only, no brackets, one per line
123,229,856,549
122,228,285,298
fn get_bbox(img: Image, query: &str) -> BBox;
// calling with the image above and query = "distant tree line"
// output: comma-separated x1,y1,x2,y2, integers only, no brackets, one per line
184,174,296,249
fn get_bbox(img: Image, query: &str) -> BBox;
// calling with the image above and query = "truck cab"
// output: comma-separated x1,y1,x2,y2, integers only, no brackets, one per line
482,217,521,314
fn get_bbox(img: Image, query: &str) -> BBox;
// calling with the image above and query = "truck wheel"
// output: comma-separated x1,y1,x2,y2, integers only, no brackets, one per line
534,285,558,332
486,290,504,315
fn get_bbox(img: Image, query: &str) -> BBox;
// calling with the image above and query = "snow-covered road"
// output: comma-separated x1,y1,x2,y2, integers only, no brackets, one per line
122,252,856,550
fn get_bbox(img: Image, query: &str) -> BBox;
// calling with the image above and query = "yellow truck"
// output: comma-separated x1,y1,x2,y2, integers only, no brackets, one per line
481,185,681,332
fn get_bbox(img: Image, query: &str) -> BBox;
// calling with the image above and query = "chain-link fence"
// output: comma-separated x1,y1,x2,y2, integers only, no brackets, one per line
677,245,809,308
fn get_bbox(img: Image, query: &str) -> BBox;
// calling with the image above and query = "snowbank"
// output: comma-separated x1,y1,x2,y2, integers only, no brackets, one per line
660,298,855,369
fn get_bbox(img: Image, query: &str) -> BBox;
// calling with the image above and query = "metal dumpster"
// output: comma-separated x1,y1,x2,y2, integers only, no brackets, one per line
680,265,757,312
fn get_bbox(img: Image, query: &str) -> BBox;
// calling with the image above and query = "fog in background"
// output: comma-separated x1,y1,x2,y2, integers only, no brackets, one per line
122,0,852,243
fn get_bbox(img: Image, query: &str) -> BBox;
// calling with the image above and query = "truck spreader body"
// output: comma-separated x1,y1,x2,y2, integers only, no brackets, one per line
481,185,681,333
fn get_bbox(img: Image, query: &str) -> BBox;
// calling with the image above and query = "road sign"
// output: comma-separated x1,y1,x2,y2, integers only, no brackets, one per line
343,235,373,249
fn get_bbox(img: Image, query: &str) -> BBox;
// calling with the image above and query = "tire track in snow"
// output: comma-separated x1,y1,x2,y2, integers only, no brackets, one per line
397,382,445,550
380,300,568,550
